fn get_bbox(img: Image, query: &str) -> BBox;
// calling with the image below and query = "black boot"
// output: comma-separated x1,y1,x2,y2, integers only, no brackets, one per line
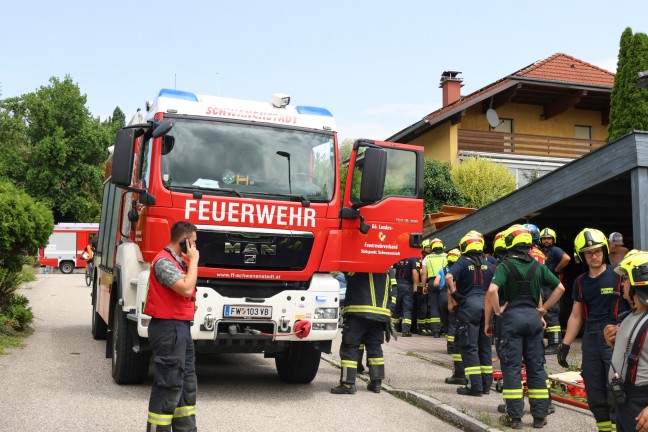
445,375,467,385
367,380,381,393
533,417,547,428
456,386,482,397
500,415,522,429
330,383,357,394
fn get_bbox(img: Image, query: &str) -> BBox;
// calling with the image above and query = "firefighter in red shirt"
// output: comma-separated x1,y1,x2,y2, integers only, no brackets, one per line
144,221,199,432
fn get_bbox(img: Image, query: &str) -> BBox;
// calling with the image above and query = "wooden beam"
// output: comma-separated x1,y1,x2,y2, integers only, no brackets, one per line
481,84,522,113
543,90,587,120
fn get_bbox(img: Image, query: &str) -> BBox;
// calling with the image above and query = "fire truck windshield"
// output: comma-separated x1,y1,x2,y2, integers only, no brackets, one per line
160,118,335,202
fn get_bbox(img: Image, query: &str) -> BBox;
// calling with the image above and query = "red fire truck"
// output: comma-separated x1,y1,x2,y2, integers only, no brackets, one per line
92,89,424,384
39,223,98,274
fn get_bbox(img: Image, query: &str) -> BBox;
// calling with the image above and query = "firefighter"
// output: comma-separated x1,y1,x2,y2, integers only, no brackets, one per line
416,239,432,335
538,227,571,354
558,228,631,432
422,238,447,337
144,221,199,432
485,224,565,429
434,248,461,355
446,231,495,396
606,251,648,432
331,271,394,394
392,255,419,337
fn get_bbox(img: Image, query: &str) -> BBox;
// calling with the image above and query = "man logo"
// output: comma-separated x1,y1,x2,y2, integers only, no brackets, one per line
225,242,277,264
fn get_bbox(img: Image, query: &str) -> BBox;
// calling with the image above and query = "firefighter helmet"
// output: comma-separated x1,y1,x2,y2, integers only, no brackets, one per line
447,248,461,264
493,231,507,254
421,239,431,250
459,231,484,254
503,224,532,249
614,251,648,305
540,227,557,243
430,238,444,252
573,228,609,264
524,223,540,242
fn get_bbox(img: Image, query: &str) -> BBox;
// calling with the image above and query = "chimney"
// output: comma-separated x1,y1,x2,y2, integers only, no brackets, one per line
440,71,463,106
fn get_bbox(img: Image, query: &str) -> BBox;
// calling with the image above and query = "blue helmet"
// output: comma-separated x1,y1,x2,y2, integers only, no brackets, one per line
524,223,540,242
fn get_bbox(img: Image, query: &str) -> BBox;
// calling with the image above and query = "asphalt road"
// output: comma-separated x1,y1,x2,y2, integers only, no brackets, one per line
0,274,459,432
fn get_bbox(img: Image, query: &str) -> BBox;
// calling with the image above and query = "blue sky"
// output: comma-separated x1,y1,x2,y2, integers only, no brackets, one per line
2,1,647,143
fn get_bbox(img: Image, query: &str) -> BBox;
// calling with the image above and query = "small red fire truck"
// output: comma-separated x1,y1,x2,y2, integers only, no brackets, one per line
92,89,424,385
39,223,98,274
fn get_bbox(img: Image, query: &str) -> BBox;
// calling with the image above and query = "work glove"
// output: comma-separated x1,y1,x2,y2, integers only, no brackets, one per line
557,343,570,368
451,291,467,307
384,322,398,343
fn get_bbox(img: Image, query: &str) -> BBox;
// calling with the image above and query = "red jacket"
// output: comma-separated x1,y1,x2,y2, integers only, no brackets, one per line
144,249,196,320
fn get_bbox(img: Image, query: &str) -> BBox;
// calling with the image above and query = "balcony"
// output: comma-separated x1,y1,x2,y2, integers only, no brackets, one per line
458,129,605,159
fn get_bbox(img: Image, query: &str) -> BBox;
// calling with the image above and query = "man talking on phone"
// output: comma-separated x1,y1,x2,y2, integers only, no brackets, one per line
144,221,199,432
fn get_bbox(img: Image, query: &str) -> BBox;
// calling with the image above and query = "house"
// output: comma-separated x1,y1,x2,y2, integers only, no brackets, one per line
388,53,615,187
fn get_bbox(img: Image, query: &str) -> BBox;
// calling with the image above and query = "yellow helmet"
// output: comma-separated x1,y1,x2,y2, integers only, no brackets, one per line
573,228,609,264
421,239,432,250
503,224,532,249
493,231,507,254
459,231,484,254
540,227,557,243
430,238,444,252
447,248,461,264
615,251,648,285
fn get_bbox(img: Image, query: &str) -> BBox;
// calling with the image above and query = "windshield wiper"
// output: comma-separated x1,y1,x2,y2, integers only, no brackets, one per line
170,185,243,198
242,191,311,207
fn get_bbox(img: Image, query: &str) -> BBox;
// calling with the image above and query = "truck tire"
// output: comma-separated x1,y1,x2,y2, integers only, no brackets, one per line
91,285,107,340
275,341,321,384
111,307,150,384
59,261,74,274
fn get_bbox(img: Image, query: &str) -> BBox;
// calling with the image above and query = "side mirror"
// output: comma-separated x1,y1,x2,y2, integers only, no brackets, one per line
111,128,136,187
359,147,387,203
152,119,175,138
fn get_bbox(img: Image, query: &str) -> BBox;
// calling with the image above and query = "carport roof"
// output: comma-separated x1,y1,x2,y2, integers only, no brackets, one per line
430,131,648,250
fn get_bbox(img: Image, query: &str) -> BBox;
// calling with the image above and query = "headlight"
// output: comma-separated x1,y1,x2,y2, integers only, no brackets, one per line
314,308,338,319
312,323,338,331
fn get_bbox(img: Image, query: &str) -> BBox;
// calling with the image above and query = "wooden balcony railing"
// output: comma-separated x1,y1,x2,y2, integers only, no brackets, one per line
458,129,605,159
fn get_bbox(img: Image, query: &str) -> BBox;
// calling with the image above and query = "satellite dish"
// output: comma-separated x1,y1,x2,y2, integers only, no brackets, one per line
486,108,501,128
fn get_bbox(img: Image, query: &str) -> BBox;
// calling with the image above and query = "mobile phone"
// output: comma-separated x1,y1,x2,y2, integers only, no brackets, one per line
180,238,188,254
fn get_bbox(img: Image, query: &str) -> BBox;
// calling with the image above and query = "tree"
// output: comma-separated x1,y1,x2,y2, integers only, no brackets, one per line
108,106,126,134
451,156,516,208
422,159,463,214
0,181,53,308
0,76,113,222
608,28,648,142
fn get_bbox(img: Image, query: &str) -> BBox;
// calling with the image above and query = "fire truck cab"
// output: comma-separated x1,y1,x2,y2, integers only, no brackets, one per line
92,89,424,385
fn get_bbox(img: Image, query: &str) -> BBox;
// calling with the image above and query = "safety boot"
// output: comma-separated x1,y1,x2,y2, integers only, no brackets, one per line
330,383,357,394
544,344,560,355
367,380,381,393
402,331,412,337
533,417,547,428
456,386,482,397
445,375,467,385
500,415,522,429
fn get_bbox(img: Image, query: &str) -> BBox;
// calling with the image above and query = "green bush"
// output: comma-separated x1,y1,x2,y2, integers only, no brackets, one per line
0,181,53,307
451,156,516,208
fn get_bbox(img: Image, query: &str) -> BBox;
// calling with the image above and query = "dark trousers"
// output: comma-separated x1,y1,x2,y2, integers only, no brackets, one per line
393,283,414,332
147,319,197,432
414,290,428,332
499,299,549,419
542,286,561,345
455,292,492,392
339,315,385,384
439,289,449,334
427,286,442,333
582,322,615,429
616,385,648,431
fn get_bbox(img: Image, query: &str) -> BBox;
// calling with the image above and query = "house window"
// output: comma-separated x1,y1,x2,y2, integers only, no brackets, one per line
493,118,513,133
575,125,592,140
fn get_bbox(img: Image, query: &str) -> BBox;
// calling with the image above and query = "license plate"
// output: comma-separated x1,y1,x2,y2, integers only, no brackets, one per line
223,305,272,319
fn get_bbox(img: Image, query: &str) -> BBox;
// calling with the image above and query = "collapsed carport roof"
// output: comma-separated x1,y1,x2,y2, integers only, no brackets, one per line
431,131,648,252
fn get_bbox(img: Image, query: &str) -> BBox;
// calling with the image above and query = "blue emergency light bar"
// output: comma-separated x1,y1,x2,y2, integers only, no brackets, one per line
295,106,333,117
158,88,199,102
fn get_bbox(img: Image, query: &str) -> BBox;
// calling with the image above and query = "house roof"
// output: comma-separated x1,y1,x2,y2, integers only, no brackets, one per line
388,53,615,142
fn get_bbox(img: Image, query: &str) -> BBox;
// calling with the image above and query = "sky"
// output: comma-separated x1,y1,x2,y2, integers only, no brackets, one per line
2,1,648,144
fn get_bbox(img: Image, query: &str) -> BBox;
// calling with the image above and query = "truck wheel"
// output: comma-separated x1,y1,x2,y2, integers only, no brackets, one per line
91,285,107,340
275,341,321,384
59,261,74,274
111,307,150,384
